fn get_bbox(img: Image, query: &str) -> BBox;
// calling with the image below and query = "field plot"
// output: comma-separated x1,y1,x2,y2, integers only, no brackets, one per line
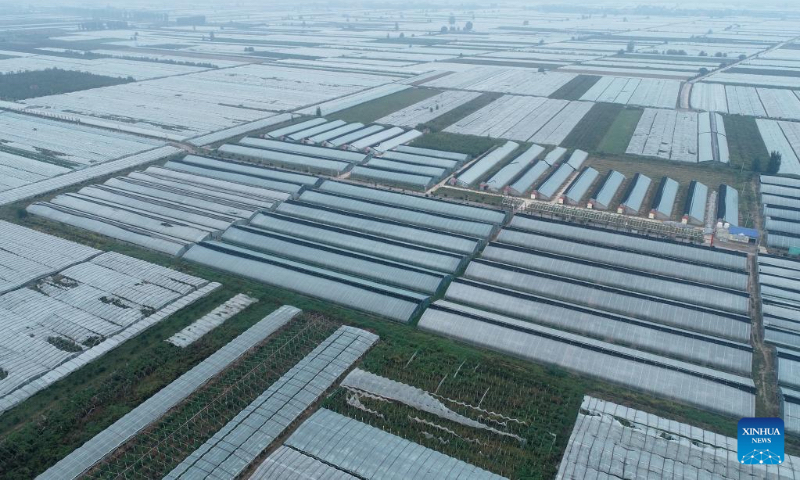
692,84,800,121
0,111,163,167
0,54,205,80
580,76,680,109
561,63,702,80
22,64,397,138
690,82,729,113
28,156,302,256
320,337,587,479
0,220,99,294
375,90,481,127
548,75,601,100
0,151,70,193
756,119,800,176
561,103,624,151
557,396,800,479
422,65,576,97
626,108,729,163
705,71,800,89
761,178,800,251
445,95,592,145
0,249,213,413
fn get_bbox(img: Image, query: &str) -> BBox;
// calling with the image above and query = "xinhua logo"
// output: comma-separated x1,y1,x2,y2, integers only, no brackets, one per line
738,417,784,464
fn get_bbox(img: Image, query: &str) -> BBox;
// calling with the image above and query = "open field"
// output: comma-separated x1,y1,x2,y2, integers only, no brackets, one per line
418,92,503,131
596,107,644,154
561,102,624,151
724,114,771,170
549,74,602,100
410,131,503,158
331,87,442,123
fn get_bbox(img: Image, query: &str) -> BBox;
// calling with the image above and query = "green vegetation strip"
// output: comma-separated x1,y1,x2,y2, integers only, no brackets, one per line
549,75,601,101
331,87,441,123
596,107,643,155
561,103,624,151
723,114,771,171
409,131,502,158
418,92,502,132
443,58,562,69
0,68,135,101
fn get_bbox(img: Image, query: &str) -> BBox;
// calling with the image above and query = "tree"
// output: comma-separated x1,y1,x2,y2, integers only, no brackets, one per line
738,54,747,60
394,22,399,31
449,14,455,26
440,26,448,33
465,21,473,31
768,151,782,174
698,67,709,76
699,51,708,56
209,31,214,41
399,32,404,38
751,156,763,173
315,106,322,117
626,40,635,53
523,20,529,25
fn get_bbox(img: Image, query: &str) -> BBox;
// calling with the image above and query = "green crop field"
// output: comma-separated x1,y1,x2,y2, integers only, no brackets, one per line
331,87,441,123
418,92,502,131
596,107,643,154
724,114,771,171
561,103,624,151
549,75,601,100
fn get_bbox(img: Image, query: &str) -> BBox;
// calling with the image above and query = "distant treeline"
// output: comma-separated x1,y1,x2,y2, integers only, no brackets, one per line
0,68,134,100
50,49,217,69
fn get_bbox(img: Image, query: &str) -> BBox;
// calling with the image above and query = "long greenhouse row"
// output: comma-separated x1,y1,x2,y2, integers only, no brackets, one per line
182,178,503,323
760,251,800,433
419,301,755,417
274,408,507,480
416,214,754,416
445,95,592,145
28,155,301,256
761,175,800,250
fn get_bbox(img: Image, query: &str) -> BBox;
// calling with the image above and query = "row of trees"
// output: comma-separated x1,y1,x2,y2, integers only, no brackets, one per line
0,68,134,101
